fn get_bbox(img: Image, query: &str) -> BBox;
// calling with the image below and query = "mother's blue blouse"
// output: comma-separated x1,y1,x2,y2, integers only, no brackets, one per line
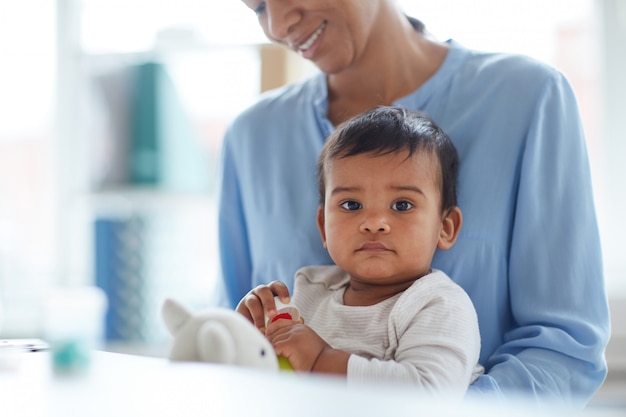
217,40,609,405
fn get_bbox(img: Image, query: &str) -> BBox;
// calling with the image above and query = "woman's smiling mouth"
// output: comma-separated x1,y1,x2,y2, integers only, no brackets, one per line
296,20,327,52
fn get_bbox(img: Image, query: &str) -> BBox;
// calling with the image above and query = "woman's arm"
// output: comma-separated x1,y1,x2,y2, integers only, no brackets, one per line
467,72,610,407
217,128,253,308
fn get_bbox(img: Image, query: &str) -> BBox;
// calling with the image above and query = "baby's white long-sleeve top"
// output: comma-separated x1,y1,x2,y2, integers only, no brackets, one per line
293,265,483,399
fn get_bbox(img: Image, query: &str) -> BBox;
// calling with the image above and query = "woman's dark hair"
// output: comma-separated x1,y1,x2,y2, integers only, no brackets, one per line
317,106,459,214
407,16,425,33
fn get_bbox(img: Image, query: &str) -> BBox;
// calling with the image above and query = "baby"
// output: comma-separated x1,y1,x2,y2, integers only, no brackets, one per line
237,106,482,396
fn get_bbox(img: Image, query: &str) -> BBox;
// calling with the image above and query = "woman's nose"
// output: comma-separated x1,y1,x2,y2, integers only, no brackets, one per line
265,0,302,40
359,213,391,234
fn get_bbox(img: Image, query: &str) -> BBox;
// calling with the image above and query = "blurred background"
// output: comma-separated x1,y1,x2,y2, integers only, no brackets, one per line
0,0,624,405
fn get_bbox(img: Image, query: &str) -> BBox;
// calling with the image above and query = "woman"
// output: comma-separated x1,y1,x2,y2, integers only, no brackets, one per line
217,0,609,407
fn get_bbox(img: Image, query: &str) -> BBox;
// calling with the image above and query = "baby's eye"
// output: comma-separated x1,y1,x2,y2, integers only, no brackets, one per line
341,201,362,211
392,201,413,212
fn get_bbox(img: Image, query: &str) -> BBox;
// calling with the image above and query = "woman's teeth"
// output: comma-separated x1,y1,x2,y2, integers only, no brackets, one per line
298,21,327,52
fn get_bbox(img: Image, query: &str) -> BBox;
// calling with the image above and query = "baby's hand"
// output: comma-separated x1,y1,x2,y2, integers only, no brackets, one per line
266,321,328,372
235,281,291,332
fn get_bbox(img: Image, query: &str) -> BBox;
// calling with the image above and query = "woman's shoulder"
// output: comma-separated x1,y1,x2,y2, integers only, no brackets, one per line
232,73,325,124
438,40,572,115
451,39,564,87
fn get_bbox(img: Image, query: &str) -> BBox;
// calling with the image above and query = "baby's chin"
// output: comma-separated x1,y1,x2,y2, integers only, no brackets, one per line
348,269,418,288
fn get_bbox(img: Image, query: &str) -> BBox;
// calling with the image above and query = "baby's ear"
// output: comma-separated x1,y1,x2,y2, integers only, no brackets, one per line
317,205,328,248
437,207,462,250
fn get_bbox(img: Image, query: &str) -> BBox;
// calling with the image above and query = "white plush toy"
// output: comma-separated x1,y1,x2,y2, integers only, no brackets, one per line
161,298,279,371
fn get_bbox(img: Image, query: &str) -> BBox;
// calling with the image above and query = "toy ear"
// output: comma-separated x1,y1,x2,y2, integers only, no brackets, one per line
162,298,191,335
198,321,236,364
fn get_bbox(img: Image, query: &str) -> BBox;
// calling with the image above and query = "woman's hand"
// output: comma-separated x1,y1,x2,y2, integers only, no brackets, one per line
235,281,291,332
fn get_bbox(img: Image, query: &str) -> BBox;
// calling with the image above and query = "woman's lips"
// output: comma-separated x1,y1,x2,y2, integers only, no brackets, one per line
294,20,327,56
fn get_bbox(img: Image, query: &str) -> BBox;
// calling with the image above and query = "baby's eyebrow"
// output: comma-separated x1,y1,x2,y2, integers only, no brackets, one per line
330,186,360,196
391,185,425,195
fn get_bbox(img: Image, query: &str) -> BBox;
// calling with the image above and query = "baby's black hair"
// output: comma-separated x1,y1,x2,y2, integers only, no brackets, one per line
317,106,459,213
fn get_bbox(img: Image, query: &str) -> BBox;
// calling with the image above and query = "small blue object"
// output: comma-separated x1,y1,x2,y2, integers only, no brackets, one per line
51,339,91,374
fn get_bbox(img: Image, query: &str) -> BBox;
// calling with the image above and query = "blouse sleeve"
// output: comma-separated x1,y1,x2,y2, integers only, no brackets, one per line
467,72,610,406
216,127,253,308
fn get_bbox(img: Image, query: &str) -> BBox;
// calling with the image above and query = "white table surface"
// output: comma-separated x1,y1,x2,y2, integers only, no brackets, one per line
0,350,621,417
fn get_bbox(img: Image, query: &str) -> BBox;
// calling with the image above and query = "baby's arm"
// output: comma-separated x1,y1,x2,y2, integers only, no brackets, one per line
266,319,349,374
347,285,481,398
236,281,291,332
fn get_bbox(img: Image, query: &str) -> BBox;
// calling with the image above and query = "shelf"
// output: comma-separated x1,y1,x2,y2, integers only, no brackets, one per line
76,187,215,216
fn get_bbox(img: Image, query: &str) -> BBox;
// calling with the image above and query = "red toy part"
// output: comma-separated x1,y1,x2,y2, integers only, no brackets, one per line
271,312,293,323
